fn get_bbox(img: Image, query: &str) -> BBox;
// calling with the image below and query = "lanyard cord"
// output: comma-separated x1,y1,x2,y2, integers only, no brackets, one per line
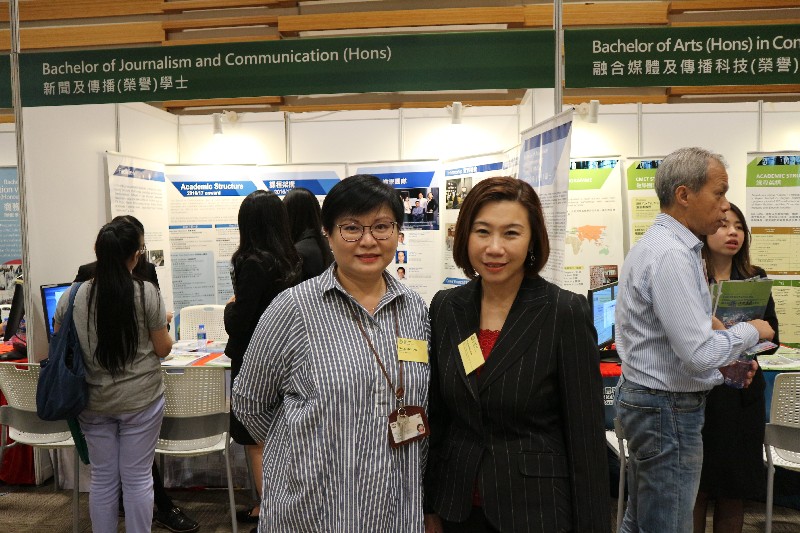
351,301,404,403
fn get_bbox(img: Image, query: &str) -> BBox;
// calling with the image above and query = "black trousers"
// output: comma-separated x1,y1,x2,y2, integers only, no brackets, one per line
442,507,501,533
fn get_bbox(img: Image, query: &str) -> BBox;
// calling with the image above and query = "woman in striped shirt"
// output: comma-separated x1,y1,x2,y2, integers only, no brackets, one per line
232,175,430,533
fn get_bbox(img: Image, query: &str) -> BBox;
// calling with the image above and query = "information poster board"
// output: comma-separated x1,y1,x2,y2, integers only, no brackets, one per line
517,110,572,285
165,165,261,318
623,157,663,253
106,153,174,314
746,151,800,347
0,167,21,305
565,158,625,296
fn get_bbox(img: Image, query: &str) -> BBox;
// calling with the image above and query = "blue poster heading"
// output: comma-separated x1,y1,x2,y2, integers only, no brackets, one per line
171,181,256,197
264,178,339,196
444,162,503,176
369,171,436,189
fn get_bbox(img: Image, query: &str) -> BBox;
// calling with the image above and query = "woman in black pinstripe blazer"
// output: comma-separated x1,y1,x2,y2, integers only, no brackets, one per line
424,177,611,533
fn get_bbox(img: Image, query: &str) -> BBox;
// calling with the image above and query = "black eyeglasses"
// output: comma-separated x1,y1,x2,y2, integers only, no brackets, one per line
337,222,397,242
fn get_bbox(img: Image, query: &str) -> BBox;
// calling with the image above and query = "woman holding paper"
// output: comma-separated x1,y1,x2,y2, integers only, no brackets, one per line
423,177,610,533
694,203,779,533
224,190,302,527
232,175,430,532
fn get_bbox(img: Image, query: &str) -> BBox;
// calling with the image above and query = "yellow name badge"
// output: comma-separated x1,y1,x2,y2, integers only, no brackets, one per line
458,333,485,375
397,337,429,364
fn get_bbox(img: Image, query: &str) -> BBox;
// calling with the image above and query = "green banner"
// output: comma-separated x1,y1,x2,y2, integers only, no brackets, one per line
0,55,9,108
626,159,660,190
565,24,800,88
568,159,617,190
20,30,554,107
746,155,800,187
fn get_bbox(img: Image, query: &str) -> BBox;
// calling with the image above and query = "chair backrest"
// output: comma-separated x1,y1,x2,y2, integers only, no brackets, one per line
769,372,800,464
0,363,72,444
0,362,40,412
158,367,228,452
179,304,227,342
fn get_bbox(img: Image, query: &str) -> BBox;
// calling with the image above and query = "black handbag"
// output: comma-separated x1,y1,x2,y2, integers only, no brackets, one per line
36,283,89,421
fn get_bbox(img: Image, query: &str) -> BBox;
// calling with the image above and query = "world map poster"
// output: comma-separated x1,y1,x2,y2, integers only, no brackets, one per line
564,158,625,297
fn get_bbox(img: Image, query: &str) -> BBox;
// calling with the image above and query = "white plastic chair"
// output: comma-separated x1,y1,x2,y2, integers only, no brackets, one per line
606,418,628,533
0,362,81,533
764,372,800,533
157,366,237,533
179,304,227,342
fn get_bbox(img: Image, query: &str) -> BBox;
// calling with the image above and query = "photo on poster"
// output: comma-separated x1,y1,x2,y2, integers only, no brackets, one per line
399,187,439,230
445,224,455,252
445,178,473,210
589,265,618,288
396,266,407,281
395,250,408,264
0,263,21,294
148,249,165,267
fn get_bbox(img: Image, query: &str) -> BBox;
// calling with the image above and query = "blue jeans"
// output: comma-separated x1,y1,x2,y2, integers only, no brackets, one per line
615,376,706,533
79,395,165,533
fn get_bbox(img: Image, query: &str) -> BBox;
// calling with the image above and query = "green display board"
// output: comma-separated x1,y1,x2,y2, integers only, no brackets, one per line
19,30,555,107
565,24,800,88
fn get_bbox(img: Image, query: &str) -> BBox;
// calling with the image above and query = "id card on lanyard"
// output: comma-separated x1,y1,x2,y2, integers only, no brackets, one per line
351,301,430,448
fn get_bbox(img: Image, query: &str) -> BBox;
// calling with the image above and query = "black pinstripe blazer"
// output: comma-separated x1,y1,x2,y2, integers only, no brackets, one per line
424,276,611,533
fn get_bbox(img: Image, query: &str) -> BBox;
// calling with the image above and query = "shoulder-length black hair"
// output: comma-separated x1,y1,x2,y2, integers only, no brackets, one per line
321,174,404,233
452,176,550,279
231,190,301,286
89,219,146,376
284,187,333,269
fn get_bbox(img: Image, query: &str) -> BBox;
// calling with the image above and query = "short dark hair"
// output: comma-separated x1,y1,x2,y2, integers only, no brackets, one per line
452,177,549,278
396,267,405,274
321,175,403,233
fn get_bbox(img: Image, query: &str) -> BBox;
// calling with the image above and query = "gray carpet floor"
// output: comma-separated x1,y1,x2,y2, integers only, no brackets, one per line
0,481,798,532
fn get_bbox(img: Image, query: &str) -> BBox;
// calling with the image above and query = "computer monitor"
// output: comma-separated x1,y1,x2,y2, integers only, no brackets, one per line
588,281,617,349
4,278,24,341
40,282,71,341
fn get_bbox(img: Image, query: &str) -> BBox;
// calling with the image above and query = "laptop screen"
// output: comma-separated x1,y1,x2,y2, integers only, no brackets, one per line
40,283,71,341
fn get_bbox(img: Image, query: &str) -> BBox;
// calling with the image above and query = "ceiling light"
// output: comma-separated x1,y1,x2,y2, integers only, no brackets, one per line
450,101,463,125
212,113,223,135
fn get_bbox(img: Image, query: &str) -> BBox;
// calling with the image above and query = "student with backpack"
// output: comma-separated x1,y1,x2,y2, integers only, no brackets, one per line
53,219,173,532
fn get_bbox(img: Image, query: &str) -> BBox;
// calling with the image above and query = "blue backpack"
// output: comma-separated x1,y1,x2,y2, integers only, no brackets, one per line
36,282,89,421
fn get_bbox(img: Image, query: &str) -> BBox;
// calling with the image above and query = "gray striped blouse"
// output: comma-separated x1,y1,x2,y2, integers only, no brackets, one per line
232,265,430,533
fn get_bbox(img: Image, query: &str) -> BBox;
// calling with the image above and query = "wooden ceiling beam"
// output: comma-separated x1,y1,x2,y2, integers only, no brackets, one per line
524,2,670,28
163,35,280,46
162,15,279,31
278,98,523,113
672,19,800,27
670,1,800,14
669,84,800,96
0,22,164,51
277,7,525,36
563,95,669,105
160,0,290,12
0,0,162,22
160,96,285,110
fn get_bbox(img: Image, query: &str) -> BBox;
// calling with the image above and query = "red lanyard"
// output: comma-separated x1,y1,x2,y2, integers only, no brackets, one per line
351,302,404,405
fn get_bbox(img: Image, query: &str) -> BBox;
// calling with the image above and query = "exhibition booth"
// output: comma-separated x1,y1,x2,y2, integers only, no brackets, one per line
0,7,797,523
